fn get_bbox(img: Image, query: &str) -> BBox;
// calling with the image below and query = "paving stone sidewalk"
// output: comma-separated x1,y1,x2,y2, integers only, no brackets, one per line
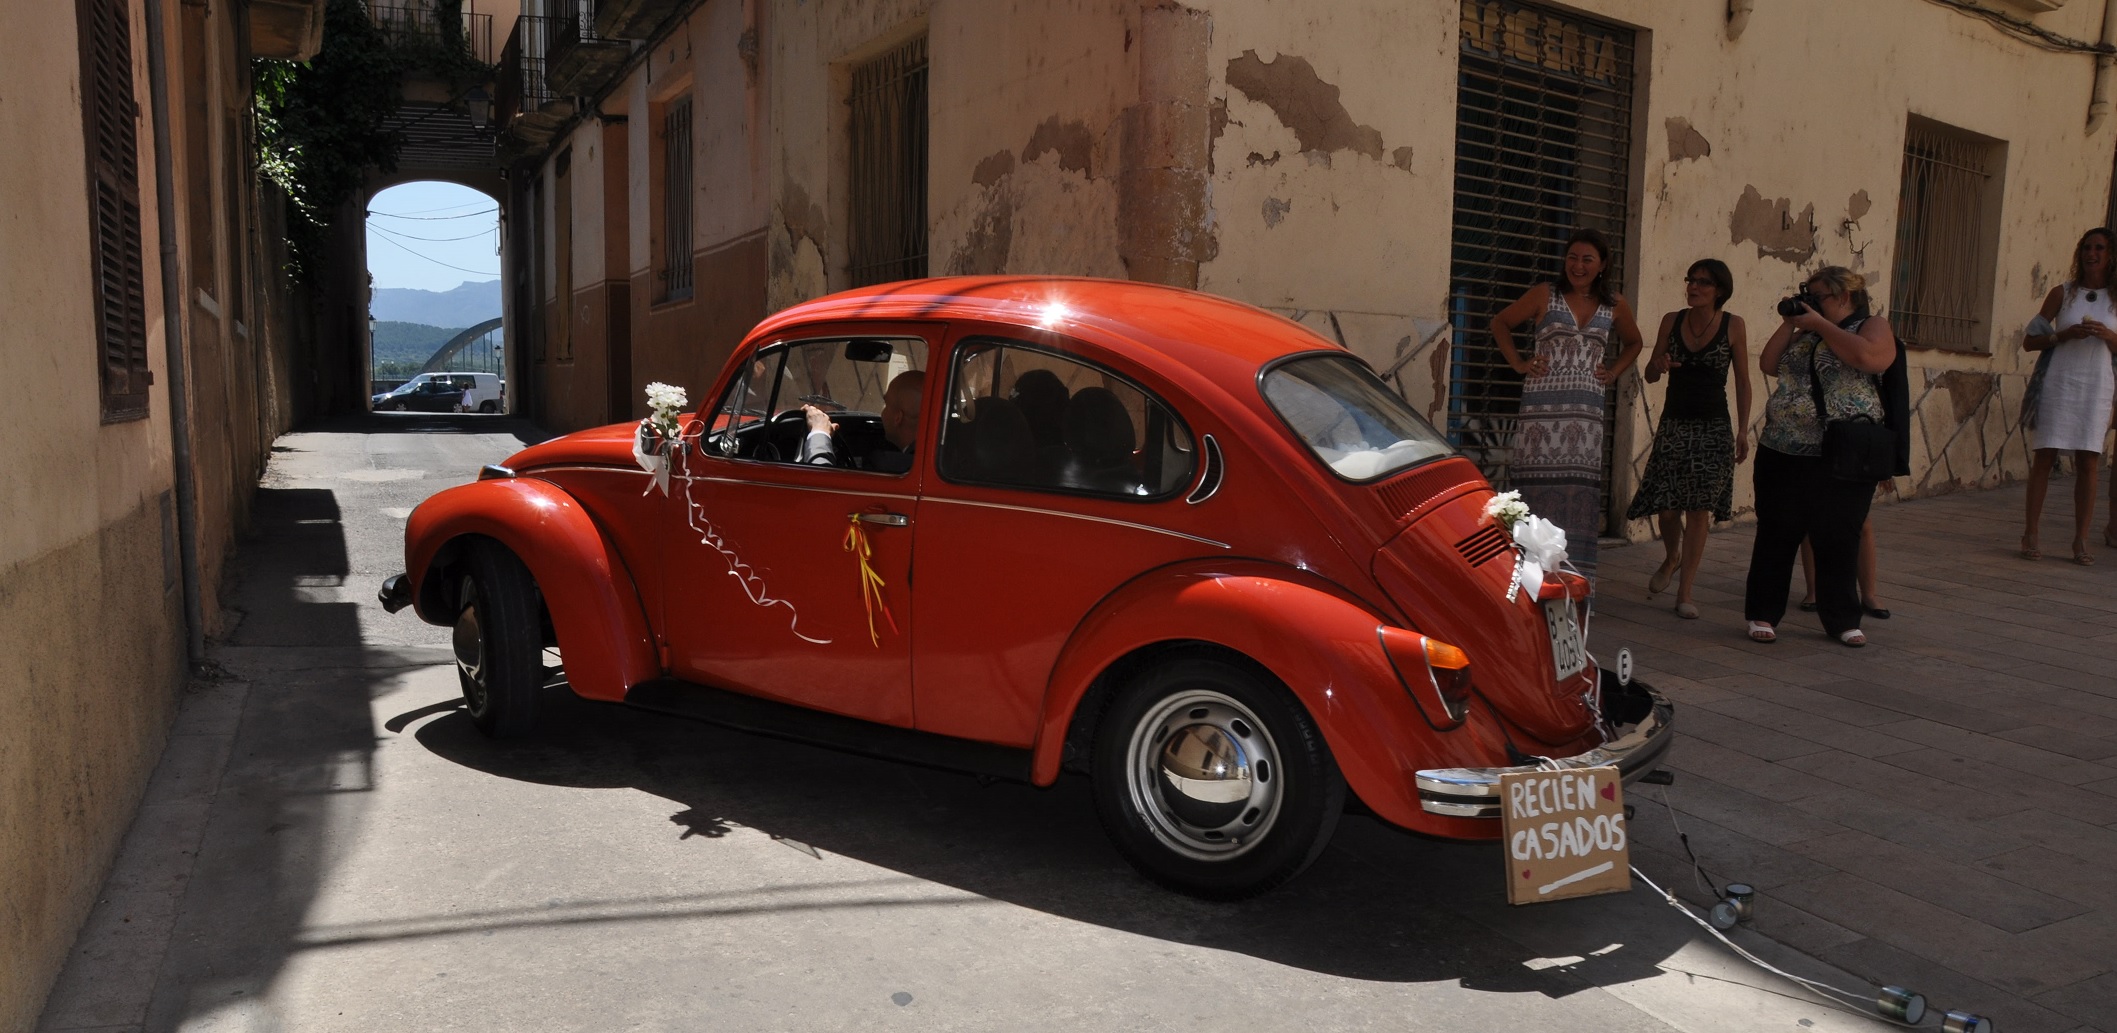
1599,482,2117,1033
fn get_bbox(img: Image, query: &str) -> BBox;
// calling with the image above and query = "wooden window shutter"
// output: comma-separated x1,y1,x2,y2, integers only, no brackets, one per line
79,0,151,422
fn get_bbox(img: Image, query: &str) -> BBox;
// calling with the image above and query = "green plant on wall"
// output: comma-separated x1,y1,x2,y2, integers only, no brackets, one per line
255,0,492,284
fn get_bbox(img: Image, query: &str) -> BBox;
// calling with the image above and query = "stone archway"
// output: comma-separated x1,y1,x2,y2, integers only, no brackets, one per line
357,174,514,408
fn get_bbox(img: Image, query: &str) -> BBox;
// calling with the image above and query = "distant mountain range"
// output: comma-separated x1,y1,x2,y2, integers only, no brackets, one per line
370,279,500,327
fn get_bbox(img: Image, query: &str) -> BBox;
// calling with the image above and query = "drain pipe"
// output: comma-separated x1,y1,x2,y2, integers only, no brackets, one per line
141,0,207,665
2091,0,2117,134
1727,0,1754,40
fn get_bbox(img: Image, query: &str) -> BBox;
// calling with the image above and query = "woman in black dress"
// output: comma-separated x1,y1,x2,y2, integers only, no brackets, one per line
1628,259,1752,619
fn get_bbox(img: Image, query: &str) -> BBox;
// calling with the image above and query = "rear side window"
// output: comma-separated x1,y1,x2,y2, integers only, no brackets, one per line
1263,355,1455,481
940,337,1194,499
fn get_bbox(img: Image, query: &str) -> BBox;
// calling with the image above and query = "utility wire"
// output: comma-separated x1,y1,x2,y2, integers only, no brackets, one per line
368,207,499,221
1918,0,2112,54
371,199,494,216
369,221,497,243
367,230,499,277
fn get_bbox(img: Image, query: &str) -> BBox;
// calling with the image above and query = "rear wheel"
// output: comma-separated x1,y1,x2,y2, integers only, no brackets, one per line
452,544,543,737
478,400,497,414
1090,654,1344,899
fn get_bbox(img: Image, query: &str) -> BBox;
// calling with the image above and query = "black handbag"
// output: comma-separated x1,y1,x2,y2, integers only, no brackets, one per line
1808,335,1895,483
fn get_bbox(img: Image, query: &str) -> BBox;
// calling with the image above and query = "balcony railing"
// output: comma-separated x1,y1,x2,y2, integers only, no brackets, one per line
367,2,495,66
547,0,631,98
496,14,566,140
593,0,681,40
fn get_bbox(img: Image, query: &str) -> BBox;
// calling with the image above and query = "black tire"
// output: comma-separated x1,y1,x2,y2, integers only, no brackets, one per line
479,400,497,414
388,401,406,412
452,544,544,737
1090,653,1344,899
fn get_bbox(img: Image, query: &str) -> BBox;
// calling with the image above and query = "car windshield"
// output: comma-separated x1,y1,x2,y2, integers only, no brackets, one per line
1262,355,1456,481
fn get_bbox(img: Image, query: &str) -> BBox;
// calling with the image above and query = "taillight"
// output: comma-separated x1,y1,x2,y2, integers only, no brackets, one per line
1423,638,1473,716
1379,627,1475,729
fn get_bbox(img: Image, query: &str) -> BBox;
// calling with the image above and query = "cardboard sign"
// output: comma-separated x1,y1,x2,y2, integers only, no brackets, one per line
1500,765,1630,904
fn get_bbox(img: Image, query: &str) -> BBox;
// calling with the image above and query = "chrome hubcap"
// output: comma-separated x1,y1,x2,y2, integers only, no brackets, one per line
1125,689,1283,861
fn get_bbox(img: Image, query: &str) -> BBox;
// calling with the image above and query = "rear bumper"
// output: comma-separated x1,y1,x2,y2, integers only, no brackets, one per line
1413,670,1674,818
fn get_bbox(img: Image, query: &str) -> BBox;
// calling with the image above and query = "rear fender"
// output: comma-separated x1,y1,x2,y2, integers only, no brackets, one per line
1032,561,1514,836
406,479,658,702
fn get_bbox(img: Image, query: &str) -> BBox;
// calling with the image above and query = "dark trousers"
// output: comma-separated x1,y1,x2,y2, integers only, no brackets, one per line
1745,447,1875,635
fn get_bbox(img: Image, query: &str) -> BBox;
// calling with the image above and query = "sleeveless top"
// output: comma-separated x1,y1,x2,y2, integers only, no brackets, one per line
1662,311,1732,422
1759,319,1885,457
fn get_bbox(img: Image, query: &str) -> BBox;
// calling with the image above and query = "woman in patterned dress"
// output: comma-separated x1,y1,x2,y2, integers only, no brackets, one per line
1489,228,1646,586
1743,267,1896,647
1628,259,1752,619
2021,227,2117,565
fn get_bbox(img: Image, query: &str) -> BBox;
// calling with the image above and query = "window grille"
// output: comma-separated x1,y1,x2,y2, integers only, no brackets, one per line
1447,0,1634,496
78,0,151,422
847,36,928,287
1891,118,2002,352
660,96,694,301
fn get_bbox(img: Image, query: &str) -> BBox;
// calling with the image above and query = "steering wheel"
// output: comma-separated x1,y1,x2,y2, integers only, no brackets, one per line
753,408,816,463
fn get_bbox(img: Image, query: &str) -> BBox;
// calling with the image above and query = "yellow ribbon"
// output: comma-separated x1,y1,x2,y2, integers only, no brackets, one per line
844,516,899,647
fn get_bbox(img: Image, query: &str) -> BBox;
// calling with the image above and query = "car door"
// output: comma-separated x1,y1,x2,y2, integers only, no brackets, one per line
910,331,1210,747
659,329,933,727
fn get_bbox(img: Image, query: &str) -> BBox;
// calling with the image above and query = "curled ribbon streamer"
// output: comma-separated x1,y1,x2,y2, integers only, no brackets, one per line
844,516,899,647
670,435,831,645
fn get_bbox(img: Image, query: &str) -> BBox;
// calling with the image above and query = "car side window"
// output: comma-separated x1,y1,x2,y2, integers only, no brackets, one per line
704,336,928,470
939,337,1194,499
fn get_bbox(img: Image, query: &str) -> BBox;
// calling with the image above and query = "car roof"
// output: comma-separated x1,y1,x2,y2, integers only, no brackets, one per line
746,277,1347,384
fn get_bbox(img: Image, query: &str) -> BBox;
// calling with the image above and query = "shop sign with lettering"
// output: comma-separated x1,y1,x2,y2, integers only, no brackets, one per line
1461,0,1624,86
1499,765,1630,904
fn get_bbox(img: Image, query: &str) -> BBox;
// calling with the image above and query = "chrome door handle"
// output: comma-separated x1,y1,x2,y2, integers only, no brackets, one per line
855,512,910,527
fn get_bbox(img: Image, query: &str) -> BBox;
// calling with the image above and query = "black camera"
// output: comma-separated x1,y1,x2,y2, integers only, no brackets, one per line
1776,291,1821,318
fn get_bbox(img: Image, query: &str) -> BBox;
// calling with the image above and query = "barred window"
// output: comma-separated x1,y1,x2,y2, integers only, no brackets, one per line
655,94,693,302
1891,117,2007,352
78,0,151,422
847,36,928,287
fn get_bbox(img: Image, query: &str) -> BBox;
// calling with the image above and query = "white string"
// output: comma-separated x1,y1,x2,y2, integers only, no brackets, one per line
661,425,832,645
1630,865,1930,1026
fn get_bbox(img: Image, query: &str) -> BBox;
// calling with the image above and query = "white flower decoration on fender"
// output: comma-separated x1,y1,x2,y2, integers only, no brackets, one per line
636,381,689,496
1508,513,1569,602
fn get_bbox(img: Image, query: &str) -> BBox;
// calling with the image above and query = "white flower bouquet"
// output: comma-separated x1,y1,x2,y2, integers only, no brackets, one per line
1483,490,1568,600
636,382,689,493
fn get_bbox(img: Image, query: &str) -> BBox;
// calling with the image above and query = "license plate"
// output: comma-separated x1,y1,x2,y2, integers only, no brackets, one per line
1543,597,1586,680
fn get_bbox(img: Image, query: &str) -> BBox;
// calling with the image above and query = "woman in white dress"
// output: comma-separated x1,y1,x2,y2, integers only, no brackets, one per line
2021,227,2117,565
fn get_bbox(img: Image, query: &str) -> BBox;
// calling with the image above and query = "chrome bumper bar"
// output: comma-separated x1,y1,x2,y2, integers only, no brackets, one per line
1414,672,1675,819
378,572,413,614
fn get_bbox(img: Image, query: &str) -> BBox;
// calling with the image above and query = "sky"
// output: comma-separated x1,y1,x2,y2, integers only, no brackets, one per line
365,180,502,292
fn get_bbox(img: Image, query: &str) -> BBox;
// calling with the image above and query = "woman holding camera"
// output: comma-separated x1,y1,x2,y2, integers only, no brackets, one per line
2020,227,2117,565
1490,228,1645,584
1744,267,1896,646
1629,259,1751,619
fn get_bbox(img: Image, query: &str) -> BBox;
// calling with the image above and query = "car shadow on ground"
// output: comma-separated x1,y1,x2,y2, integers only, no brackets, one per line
404,687,1693,997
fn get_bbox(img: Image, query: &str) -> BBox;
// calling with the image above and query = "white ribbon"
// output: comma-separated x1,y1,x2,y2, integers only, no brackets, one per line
1506,514,1569,601
633,421,672,496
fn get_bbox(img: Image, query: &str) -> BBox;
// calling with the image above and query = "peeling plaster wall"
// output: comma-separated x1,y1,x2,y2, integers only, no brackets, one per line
1196,0,2114,536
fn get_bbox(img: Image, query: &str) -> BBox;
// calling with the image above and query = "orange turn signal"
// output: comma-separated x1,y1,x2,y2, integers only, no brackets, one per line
1423,638,1471,670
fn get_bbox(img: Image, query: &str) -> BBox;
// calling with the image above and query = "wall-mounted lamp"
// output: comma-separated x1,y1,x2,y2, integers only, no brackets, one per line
463,85,493,128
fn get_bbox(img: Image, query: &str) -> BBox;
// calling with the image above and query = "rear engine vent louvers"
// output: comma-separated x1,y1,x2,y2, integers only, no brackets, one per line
1454,524,1512,567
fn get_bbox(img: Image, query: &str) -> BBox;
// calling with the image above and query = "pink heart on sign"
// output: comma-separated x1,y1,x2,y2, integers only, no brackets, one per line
1522,869,1532,879
1601,784,1615,800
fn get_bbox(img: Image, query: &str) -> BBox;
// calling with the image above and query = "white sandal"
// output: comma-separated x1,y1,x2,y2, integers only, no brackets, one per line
1747,621,1776,643
1838,629,1867,648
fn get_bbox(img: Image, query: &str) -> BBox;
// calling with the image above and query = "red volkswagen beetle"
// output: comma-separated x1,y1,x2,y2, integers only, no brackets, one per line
381,276,1673,899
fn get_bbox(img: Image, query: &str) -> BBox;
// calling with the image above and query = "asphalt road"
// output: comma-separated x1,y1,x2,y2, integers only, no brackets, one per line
38,412,1901,1033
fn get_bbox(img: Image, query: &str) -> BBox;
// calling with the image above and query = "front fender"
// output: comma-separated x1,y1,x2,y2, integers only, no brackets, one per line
406,479,658,702
1031,560,1515,838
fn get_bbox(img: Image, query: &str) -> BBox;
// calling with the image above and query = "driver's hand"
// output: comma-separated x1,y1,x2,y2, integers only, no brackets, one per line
802,405,836,436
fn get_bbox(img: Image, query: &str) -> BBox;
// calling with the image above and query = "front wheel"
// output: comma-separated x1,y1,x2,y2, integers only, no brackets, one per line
1090,654,1344,899
452,544,544,737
